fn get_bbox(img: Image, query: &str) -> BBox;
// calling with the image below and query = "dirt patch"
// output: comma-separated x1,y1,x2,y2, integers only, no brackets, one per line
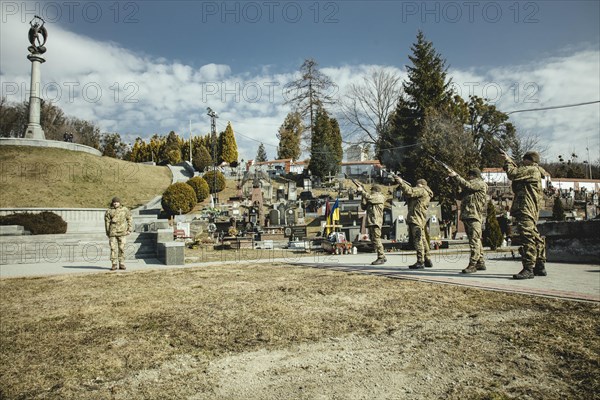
1,263,598,399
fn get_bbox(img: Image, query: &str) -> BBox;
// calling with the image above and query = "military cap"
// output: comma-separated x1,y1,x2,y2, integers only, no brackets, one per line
111,197,121,204
416,179,428,186
523,151,540,163
467,168,482,178
371,185,382,193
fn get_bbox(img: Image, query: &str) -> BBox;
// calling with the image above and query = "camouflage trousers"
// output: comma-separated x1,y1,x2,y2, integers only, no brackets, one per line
109,236,127,264
536,236,546,263
515,215,543,270
409,223,430,263
368,225,385,259
463,219,484,265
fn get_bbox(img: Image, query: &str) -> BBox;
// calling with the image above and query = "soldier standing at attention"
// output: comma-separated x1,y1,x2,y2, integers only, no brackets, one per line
357,184,387,265
503,151,545,279
105,197,133,271
448,168,488,273
395,177,434,269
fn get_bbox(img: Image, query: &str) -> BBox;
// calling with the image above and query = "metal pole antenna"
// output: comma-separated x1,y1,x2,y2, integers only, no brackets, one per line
207,107,219,204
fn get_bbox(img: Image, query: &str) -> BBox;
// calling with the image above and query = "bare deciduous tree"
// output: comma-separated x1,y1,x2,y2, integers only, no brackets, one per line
339,68,402,146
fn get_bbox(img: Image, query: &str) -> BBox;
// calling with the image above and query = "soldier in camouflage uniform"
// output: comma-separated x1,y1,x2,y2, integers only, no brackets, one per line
358,184,387,265
395,177,434,269
534,164,551,276
104,197,133,271
449,168,488,273
503,151,545,279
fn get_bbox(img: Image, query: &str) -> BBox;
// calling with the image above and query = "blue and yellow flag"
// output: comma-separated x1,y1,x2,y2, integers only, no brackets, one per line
326,198,340,234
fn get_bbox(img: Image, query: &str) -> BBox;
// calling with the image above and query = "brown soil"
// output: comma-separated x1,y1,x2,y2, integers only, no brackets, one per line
0,263,598,399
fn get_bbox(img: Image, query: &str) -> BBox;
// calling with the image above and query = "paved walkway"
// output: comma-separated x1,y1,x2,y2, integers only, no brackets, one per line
1,250,598,302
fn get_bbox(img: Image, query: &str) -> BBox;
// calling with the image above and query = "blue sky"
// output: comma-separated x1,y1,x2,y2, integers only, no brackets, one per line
1,0,599,163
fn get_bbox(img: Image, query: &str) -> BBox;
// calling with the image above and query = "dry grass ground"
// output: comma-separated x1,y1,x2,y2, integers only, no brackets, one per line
0,146,172,208
1,263,598,399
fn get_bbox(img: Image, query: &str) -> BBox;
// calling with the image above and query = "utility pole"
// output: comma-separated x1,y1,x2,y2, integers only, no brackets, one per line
586,138,593,180
207,107,219,204
189,119,192,164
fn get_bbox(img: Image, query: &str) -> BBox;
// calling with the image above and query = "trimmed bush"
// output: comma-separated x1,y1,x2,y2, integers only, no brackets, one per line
483,201,503,250
161,182,196,215
0,212,67,234
552,196,566,221
187,176,210,202
203,170,226,193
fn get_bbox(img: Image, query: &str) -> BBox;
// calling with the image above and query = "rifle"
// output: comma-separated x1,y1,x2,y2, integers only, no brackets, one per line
351,178,364,190
483,137,513,162
428,155,454,173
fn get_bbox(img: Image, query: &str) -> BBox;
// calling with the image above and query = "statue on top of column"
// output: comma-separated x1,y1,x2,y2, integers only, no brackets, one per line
28,16,47,54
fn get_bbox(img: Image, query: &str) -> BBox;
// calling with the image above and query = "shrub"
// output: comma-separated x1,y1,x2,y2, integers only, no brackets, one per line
483,201,503,250
552,196,566,221
164,148,182,165
0,212,67,235
186,176,210,202
203,170,226,193
192,145,212,172
161,182,196,215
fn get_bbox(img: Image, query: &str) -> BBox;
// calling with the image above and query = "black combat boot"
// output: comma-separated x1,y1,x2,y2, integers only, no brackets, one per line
513,269,534,280
371,257,387,265
533,260,547,276
476,259,486,271
409,262,425,269
424,259,433,268
461,263,478,274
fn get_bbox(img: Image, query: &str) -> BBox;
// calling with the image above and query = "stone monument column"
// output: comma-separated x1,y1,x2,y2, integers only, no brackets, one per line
24,16,48,140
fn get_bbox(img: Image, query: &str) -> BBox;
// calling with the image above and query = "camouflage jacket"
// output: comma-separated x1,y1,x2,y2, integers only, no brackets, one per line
105,205,133,237
452,176,488,222
536,165,550,203
504,160,542,219
361,191,385,227
398,181,433,226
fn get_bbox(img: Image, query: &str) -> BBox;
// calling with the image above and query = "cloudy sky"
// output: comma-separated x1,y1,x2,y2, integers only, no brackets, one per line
1,0,599,164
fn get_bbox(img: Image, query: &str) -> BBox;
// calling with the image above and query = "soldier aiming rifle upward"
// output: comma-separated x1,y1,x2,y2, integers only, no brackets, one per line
355,180,387,265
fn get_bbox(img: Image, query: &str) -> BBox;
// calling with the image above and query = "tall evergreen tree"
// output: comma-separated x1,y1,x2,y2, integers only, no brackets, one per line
381,31,456,181
160,131,182,164
277,111,303,160
309,107,342,178
130,137,148,162
192,144,213,172
219,121,239,164
256,143,268,162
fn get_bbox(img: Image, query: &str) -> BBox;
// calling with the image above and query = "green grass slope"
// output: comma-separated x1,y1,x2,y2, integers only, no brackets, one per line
0,146,172,208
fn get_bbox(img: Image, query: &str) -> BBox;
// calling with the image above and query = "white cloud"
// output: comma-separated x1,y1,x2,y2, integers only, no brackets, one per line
449,49,600,163
1,17,598,164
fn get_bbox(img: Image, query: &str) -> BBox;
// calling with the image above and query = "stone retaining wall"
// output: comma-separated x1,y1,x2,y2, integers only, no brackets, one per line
0,208,106,233
0,138,102,156
538,220,600,264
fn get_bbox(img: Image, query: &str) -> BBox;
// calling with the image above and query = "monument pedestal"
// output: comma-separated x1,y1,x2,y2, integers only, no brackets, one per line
24,53,46,140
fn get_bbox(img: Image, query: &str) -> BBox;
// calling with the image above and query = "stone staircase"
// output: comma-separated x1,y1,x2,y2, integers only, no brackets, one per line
0,231,157,265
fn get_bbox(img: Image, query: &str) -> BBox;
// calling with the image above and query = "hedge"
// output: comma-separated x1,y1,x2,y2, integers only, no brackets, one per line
0,212,68,235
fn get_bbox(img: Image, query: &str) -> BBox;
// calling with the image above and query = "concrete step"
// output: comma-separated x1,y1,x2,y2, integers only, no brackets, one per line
0,225,30,236
0,232,157,264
